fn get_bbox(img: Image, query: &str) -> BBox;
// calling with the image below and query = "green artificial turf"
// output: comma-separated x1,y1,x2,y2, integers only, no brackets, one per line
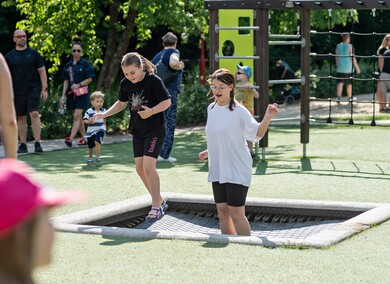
21,124,390,283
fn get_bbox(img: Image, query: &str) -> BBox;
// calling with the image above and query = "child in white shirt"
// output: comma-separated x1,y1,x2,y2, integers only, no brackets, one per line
83,91,106,165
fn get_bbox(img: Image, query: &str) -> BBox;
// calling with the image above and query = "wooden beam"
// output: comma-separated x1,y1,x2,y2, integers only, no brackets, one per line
205,0,390,10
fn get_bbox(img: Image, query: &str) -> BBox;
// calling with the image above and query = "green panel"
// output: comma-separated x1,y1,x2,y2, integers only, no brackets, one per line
219,9,254,84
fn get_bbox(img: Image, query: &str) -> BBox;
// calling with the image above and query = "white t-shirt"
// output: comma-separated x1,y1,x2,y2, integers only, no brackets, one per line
205,103,261,187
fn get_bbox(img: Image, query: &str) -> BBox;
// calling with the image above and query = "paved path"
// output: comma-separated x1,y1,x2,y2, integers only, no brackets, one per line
1,93,388,157
0,126,204,158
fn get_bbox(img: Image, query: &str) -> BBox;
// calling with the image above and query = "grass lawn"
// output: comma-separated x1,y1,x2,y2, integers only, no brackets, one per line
20,124,390,283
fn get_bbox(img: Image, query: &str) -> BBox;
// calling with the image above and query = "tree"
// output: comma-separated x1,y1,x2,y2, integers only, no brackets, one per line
3,0,208,90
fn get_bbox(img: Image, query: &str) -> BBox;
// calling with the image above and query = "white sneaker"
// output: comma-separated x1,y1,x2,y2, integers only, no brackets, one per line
157,155,177,162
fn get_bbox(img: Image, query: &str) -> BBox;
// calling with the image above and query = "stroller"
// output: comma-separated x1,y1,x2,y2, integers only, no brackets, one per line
274,60,301,105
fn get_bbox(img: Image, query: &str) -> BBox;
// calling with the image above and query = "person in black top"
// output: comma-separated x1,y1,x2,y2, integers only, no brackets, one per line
5,29,48,154
152,32,185,163
93,52,171,222
61,41,96,147
378,34,390,112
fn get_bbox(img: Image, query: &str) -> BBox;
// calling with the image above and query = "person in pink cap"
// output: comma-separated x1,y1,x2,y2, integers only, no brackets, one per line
0,159,84,283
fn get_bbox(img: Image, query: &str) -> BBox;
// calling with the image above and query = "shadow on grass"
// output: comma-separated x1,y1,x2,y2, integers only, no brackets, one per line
100,236,154,246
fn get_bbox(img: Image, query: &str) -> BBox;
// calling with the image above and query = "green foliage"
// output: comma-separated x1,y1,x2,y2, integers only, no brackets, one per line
177,66,210,126
12,0,103,74
310,59,375,99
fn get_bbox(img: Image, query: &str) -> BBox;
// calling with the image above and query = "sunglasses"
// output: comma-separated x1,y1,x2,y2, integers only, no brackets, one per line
15,35,26,39
72,49,81,53
210,85,228,92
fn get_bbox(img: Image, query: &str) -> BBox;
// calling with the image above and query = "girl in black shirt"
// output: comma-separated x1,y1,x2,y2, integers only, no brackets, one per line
93,52,171,222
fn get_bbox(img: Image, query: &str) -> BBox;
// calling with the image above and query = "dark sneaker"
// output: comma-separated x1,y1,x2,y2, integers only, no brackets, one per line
17,143,28,154
87,158,93,165
96,156,101,163
161,200,169,213
34,142,43,153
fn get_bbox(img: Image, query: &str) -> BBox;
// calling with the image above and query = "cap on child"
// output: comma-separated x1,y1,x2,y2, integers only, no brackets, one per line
236,64,253,79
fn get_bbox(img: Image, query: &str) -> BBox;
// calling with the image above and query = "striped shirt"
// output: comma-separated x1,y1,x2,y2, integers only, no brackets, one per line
83,107,106,137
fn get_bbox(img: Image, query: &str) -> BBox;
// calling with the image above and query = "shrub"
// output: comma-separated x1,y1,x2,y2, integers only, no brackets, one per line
177,66,210,126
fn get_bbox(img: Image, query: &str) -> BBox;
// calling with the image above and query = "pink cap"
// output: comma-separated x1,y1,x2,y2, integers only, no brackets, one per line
0,159,85,237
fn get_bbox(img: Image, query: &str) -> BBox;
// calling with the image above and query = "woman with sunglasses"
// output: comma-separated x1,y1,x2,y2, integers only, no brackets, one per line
198,68,278,236
61,39,95,147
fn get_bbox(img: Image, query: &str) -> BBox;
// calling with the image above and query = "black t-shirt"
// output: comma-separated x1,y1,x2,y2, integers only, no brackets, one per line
5,47,44,96
380,47,390,74
118,73,170,137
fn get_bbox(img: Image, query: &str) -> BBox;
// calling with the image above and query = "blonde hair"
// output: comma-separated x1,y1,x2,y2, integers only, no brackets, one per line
377,34,390,55
90,91,105,101
121,52,156,74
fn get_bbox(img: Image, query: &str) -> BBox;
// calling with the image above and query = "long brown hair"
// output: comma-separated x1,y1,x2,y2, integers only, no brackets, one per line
207,68,236,111
0,213,38,283
121,52,156,74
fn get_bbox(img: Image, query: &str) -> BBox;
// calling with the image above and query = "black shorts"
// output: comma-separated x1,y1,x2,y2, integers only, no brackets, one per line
14,95,40,116
212,182,249,207
132,136,164,159
66,93,90,111
87,131,105,149
336,72,353,84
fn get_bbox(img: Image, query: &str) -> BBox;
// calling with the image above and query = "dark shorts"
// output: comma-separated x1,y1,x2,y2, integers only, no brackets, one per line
14,95,40,116
212,182,249,207
132,136,164,159
87,131,105,149
66,93,90,111
336,72,353,84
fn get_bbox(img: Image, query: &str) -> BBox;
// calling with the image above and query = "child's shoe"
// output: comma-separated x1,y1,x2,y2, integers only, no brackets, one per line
87,158,93,165
96,156,101,163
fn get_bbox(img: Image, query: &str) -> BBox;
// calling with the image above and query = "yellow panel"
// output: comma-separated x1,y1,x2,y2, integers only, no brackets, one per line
219,9,254,84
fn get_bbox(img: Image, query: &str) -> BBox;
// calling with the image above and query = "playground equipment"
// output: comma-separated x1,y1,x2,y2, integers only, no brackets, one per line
204,0,390,159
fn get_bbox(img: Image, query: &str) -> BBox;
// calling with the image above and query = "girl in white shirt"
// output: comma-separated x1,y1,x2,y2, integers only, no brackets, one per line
198,68,278,236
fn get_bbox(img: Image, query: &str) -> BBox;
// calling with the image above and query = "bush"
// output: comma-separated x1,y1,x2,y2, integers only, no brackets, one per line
177,66,210,126
310,59,376,99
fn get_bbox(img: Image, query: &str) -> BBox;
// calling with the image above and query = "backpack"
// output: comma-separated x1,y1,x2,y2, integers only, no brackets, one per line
155,50,178,85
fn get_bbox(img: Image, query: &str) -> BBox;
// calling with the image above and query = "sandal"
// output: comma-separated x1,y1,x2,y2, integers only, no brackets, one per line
145,206,164,222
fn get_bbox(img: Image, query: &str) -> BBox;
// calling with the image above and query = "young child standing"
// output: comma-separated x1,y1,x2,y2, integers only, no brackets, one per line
235,65,260,158
93,52,171,222
83,91,107,165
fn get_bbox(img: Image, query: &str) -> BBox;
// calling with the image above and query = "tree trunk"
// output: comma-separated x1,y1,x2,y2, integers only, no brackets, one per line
97,2,119,90
102,8,136,90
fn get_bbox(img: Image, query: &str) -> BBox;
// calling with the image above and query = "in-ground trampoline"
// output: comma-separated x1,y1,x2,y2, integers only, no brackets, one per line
52,193,390,248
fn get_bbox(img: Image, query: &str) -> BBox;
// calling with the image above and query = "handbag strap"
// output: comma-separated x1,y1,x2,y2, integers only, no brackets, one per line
68,64,75,85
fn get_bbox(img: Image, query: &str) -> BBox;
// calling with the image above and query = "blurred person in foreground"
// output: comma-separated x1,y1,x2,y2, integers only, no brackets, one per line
0,53,18,158
0,159,85,283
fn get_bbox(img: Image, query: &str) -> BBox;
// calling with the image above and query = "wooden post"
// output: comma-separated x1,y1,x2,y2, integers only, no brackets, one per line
258,9,269,148
300,9,310,148
209,9,219,73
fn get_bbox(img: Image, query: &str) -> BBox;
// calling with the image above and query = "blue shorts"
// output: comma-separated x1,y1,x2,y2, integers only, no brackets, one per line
87,131,105,149
66,92,90,111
